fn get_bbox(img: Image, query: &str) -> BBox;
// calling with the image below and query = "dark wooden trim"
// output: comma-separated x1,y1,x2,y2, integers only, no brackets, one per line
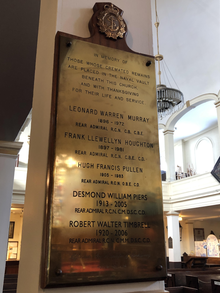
193,228,205,241
211,156,220,183
8,222,15,239
5,260,19,275
169,262,182,269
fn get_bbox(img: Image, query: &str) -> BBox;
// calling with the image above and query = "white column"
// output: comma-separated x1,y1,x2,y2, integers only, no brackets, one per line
215,97,220,157
0,141,22,292
166,211,181,269
163,130,175,181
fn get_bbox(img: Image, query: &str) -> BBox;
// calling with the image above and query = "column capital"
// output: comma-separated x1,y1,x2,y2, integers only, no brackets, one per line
166,211,179,217
163,129,174,136
215,100,220,108
0,141,23,156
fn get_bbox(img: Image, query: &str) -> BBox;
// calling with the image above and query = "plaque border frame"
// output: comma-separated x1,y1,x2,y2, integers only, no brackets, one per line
41,30,167,288
194,228,205,241
41,6,157,288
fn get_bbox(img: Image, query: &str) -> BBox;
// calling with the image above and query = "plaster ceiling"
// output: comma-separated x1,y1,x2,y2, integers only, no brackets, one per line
174,101,218,142
179,205,220,222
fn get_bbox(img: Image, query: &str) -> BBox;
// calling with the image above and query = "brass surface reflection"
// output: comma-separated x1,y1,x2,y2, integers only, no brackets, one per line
43,35,166,287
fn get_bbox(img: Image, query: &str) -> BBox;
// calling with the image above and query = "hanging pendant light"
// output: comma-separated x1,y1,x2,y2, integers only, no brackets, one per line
154,0,184,120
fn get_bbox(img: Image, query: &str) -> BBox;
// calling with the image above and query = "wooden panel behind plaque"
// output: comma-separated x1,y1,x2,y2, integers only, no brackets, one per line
41,2,166,288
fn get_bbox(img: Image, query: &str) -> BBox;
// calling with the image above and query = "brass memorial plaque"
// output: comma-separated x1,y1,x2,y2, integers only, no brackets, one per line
42,34,166,287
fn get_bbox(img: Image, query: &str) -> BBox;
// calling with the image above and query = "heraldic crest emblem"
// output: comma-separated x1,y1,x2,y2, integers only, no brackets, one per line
97,3,126,39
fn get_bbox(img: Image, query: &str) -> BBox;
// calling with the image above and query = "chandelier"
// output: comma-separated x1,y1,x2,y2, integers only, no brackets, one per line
154,0,184,120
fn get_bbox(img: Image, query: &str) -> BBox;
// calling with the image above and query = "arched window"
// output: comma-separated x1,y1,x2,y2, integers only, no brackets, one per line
195,138,214,174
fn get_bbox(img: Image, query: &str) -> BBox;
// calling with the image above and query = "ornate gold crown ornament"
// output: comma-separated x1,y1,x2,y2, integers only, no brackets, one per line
97,3,126,39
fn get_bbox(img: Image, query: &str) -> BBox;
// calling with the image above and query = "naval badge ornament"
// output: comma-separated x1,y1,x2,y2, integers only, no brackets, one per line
97,3,126,39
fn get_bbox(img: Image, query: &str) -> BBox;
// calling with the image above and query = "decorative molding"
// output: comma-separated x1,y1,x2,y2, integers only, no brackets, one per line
13,189,25,196
162,173,220,212
166,211,179,217
165,93,218,131
158,123,166,130
12,194,25,205
186,100,190,108
163,130,174,136
215,100,220,108
0,153,18,159
0,141,23,156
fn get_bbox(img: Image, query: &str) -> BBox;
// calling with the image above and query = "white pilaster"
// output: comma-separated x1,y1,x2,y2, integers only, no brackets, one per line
0,141,22,292
215,97,220,157
17,1,59,292
184,222,195,255
166,211,181,268
164,130,175,181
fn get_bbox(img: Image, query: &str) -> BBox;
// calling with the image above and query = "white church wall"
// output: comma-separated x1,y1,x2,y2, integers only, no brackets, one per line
194,219,220,240
183,125,219,174
178,219,220,256
57,0,153,55
180,221,194,256
174,140,184,173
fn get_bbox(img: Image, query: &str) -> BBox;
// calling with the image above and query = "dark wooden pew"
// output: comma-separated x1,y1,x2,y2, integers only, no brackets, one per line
211,279,220,293
166,273,176,287
186,273,220,293
186,275,199,290
182,256,207,269
166,286,199,292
